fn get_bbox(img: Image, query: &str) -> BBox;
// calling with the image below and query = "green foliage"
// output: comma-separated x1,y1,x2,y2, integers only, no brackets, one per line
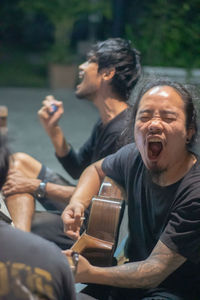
1,0,199,87
19,0,111,23
125,0,200,69
0,49,47,87
19,0,111,63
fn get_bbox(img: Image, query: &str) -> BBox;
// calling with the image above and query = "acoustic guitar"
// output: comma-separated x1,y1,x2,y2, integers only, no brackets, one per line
69,176,126,269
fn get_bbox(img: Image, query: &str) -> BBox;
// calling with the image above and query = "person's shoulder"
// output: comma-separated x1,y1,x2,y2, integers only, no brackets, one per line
117,142,138,155
104,142,139,164
0,222,76,300
0,221,62,256
93,118,102,128
108,107,132,127
185,154,200,182
177,154,200,196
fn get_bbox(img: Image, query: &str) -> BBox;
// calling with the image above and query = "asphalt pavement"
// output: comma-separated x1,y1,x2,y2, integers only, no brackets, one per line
0,87,98,183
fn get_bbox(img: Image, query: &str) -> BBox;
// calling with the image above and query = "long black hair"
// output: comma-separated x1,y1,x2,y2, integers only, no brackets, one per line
87,38,141,101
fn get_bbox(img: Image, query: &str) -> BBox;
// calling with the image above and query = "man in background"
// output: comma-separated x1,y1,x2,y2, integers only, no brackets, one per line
3,38,141,249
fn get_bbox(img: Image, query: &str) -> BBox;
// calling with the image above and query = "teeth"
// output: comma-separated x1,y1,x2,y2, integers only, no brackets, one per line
79,72,84,79
149,138,161,142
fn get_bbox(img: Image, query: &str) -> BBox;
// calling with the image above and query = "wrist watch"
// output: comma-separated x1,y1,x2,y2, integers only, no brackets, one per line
34,181,47,199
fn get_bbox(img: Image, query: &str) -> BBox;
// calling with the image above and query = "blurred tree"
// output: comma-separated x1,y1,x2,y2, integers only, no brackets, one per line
0,0,54,87
112,0,126,37
19,0,111,63
125,0,200,69
0,0,199,87
0,0,53,51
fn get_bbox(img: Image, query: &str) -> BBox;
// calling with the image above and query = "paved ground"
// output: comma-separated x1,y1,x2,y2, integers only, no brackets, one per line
1,87,99,184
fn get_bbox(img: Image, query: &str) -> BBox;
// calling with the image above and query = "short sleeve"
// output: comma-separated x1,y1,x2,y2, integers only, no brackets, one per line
160,186,200,263
102,143,137,186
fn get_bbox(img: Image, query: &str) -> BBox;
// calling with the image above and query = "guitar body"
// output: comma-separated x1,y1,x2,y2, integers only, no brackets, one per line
71,176,125,267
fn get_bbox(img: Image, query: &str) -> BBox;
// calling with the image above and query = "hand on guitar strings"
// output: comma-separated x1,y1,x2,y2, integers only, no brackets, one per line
61,202,85,240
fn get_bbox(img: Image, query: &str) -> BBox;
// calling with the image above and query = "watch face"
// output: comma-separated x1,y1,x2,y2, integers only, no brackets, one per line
37,191,44,198
36,182,46,198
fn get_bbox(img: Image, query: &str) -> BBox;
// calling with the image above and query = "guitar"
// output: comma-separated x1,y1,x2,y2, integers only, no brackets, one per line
69,176,126,269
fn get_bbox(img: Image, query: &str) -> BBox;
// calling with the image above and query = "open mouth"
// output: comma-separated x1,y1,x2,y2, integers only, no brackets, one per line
76,72,85,91
148,141,163,159
77,71,84,85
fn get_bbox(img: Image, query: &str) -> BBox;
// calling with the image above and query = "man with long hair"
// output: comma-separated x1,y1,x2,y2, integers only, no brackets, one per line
63,80,200,300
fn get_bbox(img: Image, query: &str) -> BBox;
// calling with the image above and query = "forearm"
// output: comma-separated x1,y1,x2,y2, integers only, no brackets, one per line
22,180,75,203
56,147,89,180
77,241,186,289
87,259,162,289
48,125,70,157
70,160,105,209
45,183,75,203
62,160,106,239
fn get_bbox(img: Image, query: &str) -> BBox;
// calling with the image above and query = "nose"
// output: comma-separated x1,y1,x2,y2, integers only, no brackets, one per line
148,118,163,133
79,61,87,70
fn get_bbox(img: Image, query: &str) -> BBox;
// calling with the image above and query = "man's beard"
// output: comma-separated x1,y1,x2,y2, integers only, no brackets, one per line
148,166,167,183
75,89,84,99
75,89,91,101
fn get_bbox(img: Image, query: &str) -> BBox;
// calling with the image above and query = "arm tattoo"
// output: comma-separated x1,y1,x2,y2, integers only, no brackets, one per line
102,240,186,289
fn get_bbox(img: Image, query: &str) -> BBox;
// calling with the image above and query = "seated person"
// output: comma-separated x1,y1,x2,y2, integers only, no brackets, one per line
3,38,141,249
0,132,76,300
62,79,200,300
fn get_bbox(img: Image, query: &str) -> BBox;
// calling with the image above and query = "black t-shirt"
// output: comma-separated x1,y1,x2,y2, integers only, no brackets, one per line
0,221,76,300
57,107,132,179
102,143,200,297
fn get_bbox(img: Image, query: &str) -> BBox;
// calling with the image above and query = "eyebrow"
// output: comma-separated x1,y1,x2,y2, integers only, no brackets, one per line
138,109,152,115
138,109,177,116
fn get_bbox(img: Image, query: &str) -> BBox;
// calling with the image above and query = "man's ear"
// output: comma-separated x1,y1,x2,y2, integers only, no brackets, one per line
186,126,196,143
102,68,116,81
